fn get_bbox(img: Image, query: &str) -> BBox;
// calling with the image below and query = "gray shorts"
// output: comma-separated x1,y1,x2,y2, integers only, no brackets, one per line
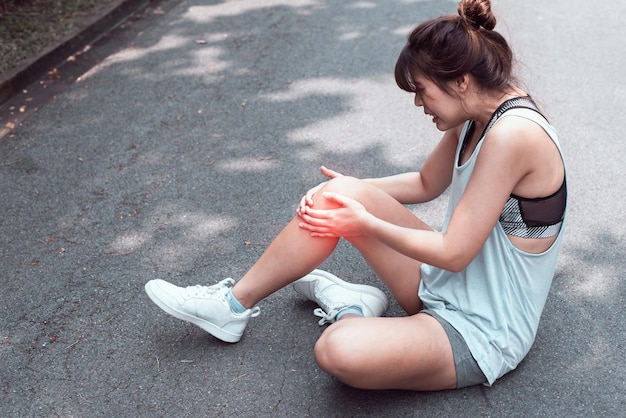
423,309,487,388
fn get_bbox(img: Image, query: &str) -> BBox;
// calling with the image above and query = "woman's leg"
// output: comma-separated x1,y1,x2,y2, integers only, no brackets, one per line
302,179,457,389
231,215,340,309
146,175,438,345
315,313,457,391
232,176,431,312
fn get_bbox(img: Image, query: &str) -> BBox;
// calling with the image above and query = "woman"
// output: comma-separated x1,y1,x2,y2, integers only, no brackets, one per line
145,0,566,390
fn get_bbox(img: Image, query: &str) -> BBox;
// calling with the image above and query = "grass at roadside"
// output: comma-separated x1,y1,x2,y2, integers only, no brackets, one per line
0,0,118,75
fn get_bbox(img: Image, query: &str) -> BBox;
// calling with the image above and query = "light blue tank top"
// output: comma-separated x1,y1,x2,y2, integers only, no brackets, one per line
419,108,567,385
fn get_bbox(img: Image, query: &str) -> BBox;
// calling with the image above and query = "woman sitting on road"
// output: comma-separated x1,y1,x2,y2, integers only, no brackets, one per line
145,0,567,390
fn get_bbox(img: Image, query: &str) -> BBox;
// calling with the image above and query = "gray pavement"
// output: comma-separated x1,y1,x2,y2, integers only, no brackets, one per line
1,0,624,416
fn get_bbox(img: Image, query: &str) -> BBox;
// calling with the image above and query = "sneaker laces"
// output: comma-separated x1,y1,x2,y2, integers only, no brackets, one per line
249,306,261,317
312,283,353,325
313,307,346,326
183,278,261,317
183,278,235,299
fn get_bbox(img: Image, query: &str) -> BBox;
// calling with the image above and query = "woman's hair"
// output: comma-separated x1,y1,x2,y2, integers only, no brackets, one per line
395,0,514,95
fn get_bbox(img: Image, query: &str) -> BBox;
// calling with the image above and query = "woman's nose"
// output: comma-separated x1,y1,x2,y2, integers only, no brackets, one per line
414,94,423,107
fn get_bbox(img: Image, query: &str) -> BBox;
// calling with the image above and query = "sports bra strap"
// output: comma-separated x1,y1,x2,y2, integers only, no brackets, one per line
484,96,546,135
459,97,545,161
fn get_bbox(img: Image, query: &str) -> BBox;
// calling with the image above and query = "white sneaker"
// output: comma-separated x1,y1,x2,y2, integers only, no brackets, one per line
292,269,388,325
145,278,260,343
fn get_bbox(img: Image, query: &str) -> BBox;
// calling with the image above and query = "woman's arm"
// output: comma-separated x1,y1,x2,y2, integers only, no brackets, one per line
301,119,538,272
366,119,540,271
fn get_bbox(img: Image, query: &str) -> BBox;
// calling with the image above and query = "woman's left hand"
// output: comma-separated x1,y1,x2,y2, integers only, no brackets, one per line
298,192,369,238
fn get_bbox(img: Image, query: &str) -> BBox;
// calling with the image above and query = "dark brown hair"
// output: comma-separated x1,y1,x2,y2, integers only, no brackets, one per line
395,0,514,95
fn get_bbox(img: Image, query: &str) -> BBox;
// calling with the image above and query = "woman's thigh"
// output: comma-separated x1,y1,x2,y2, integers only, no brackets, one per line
314,313,457,391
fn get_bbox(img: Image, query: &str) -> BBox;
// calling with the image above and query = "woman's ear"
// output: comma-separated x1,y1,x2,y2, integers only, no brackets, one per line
455,74,470,94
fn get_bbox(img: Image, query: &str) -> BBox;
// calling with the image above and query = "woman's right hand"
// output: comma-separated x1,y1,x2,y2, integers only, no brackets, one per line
297,166,343,216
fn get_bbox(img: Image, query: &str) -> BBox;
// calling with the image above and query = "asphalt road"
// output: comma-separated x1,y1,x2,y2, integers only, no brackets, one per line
1,0,624,416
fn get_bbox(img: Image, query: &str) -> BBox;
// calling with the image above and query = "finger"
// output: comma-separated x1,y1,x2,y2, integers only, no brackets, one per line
311,232,338,238
300,208,330,226
298,221,328,232
321,191,351,207
298,222,337,237
305,182,325,208
320,166,341,179
297,196,307,215
302,207,333,220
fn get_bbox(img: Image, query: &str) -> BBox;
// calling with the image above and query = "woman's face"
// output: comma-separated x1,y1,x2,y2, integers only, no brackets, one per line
411,75,466,131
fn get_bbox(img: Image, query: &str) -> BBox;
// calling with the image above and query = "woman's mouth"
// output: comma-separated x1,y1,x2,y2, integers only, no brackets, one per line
425,110,438,124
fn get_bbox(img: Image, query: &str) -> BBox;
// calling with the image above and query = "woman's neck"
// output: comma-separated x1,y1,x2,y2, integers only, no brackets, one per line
468,87,526,129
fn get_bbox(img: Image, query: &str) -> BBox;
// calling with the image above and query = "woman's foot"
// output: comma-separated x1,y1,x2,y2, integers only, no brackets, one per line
292,269,389,325
145,278,260,343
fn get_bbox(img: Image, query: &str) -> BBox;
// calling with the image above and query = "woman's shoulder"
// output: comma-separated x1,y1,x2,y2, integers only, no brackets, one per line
479,112,562,183
486,112,552,148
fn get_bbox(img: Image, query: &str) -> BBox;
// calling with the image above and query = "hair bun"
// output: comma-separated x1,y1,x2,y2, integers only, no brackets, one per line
457,0,496,30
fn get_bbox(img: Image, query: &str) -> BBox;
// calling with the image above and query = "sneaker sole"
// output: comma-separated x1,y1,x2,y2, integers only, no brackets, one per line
294,269,389,314
145,281,242,343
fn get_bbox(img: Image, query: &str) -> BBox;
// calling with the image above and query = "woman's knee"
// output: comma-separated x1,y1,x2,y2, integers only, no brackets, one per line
314,320,360,378
322,176,368,197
